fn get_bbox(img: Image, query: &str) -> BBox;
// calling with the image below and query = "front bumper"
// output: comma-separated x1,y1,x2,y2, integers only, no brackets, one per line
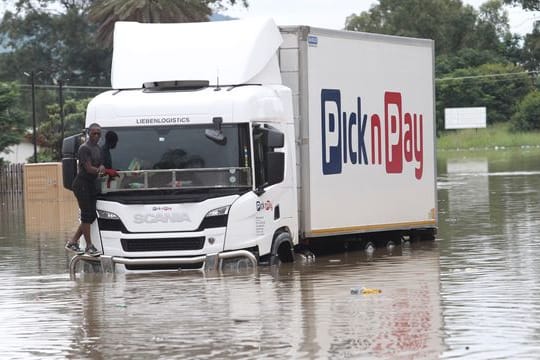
69,249,257,279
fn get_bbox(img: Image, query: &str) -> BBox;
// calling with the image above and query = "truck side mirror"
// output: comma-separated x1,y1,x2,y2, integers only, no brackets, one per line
61,133,83,191
266,152,284,186
263,127,284,148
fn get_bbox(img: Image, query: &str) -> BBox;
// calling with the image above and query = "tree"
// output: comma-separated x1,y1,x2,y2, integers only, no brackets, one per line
36,97,90,161
510,91,540,131
345,0,479,55
0,3,111,135
436,63,532,132
503,0,540,10
436,48,507,75
0,82,25,164
474,0,511,51
0,7,111,86
344,0,513,56
88,0,249,47
522,22,540,72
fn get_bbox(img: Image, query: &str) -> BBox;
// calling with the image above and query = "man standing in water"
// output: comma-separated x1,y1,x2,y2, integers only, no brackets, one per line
65,123,104,257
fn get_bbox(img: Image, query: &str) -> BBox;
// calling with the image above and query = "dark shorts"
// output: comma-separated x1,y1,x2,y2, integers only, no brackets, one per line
72,177,98,224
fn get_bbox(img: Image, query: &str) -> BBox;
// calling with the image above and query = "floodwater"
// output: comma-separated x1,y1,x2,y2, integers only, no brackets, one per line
1,148,540,359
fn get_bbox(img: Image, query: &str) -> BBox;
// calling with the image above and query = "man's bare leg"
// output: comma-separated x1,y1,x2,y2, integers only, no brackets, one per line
81,222,92,248
69,225,83,245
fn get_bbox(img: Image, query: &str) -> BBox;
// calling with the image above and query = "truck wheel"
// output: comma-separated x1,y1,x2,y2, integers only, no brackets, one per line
364,241,375,253
271,232,294,265
294,244,315,263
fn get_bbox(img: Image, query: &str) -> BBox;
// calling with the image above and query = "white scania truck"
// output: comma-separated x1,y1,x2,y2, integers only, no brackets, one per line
62,18,437,272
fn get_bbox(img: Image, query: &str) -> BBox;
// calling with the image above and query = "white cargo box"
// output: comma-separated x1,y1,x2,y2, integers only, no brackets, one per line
278,26,437,237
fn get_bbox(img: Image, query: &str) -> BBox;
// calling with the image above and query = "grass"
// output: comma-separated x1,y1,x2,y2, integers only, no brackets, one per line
437,123,540,151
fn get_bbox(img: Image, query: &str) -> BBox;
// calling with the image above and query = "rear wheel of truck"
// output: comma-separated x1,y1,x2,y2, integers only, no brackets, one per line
364,240,375,253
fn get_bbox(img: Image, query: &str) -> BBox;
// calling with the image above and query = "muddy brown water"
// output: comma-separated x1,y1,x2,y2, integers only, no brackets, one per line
1,148,540,359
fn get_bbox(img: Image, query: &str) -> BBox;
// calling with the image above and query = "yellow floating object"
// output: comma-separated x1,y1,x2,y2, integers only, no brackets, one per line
361,287,382,295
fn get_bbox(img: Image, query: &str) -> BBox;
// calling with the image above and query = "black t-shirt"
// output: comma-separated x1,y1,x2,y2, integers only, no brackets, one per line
77,141,102,182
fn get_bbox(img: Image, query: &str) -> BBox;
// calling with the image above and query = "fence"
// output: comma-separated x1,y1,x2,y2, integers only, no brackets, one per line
0,163,24,195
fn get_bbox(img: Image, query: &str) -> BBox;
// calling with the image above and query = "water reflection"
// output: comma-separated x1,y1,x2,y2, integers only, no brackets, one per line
0,244,441,359
1,197,443,359
3,148,540,358
438,149,540,359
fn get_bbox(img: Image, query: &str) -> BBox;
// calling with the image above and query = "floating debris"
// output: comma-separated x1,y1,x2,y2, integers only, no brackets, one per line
351,287,382,295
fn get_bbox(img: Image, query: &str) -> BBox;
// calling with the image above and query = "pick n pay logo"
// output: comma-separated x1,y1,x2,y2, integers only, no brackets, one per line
321,89,425,180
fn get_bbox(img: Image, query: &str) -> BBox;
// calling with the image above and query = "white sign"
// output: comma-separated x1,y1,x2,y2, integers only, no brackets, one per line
445,107,486,129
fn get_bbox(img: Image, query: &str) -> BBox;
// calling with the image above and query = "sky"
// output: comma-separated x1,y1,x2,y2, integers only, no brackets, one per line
223,0,540,35
0,1,537,35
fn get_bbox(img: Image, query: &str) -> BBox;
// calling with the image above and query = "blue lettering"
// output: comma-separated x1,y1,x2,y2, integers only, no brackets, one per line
348,112,357,164
321,89,342,175
357,97,369,164
342,111,348,164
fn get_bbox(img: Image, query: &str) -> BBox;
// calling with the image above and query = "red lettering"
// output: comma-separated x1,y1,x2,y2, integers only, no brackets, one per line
414,114,424,179
403,113,413,162
371,114,382,164
385,92,402,174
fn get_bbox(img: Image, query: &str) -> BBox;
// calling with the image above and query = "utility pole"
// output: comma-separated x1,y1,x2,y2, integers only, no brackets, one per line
30,71,37,163
58,79,64,155
24,71,41,163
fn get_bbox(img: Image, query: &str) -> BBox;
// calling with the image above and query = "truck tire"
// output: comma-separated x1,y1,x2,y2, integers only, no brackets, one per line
271,232,294,265
364,240,375,253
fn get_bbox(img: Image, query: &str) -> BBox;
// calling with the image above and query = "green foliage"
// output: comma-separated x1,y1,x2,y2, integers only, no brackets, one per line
0,8,111,86
501,32,525,65
503,0,540,10
522,23,540,72
36,97,90,161
345,0,513,57
436,63,532,132
510,91,540,131
438,122,540,149
346,0,474,55
0,82,25,162
436,48,507,75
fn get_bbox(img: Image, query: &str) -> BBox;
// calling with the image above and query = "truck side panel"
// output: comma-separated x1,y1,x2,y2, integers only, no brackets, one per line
280,28,312,237
282,27,437,237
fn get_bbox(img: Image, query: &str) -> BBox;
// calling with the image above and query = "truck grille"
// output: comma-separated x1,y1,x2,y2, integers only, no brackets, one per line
125,262,204,271
121,237,205,252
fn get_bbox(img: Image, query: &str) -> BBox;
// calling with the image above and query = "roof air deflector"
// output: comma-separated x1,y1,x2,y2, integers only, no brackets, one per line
142,80,209,91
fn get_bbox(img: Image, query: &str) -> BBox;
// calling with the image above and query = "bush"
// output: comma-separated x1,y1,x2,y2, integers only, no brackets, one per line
510,91,540,132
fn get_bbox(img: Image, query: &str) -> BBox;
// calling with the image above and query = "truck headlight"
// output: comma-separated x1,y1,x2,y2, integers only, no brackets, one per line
97,209,120,220
199,206,230,230
205,206,230,218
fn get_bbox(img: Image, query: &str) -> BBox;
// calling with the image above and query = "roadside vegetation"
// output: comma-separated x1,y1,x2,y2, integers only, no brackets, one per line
0,0,539,162
438,90,540,150
438,123,540,150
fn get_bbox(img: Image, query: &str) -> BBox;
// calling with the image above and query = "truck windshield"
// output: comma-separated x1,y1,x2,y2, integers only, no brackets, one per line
98,124,251,192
